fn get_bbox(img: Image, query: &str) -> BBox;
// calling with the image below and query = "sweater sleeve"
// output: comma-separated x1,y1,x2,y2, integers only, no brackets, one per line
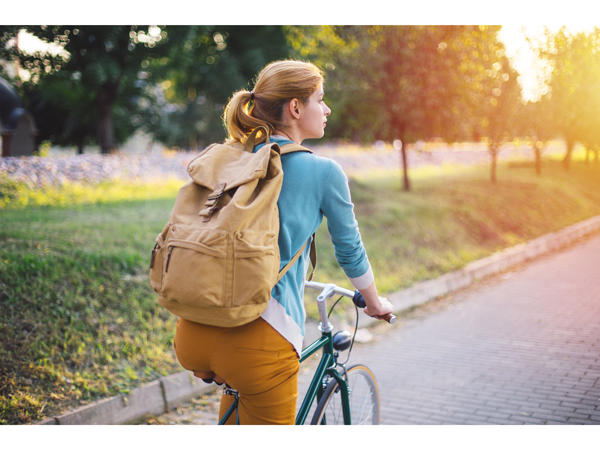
319,160,374,290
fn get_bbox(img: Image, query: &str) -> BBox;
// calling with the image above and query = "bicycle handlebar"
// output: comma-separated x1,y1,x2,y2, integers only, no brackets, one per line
351,290,397,324
305,281,396,324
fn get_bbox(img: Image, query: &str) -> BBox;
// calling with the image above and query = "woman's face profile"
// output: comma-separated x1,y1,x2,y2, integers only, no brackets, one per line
296,83,331,142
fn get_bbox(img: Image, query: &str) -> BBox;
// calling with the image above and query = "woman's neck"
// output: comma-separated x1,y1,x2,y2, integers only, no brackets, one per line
271,134,293,141
272,129,300,144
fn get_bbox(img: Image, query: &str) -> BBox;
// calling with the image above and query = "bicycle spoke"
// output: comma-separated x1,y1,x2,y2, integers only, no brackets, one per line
358,410,374,425
357,384,372,422
310,365,379,425
355,377,369,417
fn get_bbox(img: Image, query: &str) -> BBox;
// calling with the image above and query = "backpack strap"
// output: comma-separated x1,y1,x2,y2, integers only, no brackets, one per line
277,233,317,282
279,143,314,155
244,126,272,153
276,143,316,283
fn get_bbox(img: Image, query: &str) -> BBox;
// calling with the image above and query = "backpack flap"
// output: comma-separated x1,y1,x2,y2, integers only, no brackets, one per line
187,141,281,192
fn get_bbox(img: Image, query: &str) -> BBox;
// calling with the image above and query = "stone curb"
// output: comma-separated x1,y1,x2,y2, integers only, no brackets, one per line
34,214,600,425
35,371,214,425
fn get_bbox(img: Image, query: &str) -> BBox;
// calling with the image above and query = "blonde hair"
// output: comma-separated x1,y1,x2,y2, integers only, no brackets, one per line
223,60,324,145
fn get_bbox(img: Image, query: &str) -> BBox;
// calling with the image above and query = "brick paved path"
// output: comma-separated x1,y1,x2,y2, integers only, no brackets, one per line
335,233,600,425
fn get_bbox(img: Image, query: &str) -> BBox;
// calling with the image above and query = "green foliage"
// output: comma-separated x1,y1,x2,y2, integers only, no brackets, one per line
0,173,28,208
285,26,518,144
285,26,386,144
0,26,295,152
535,27,600,169
142,26,294,148
0,25,170,153
0,176,183,209
285,26,522,188
33,141,51,157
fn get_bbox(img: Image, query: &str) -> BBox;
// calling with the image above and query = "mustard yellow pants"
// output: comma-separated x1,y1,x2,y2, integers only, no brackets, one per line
174,317,300,425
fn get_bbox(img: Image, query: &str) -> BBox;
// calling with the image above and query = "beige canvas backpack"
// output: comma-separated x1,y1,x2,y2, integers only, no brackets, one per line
150,128,316,327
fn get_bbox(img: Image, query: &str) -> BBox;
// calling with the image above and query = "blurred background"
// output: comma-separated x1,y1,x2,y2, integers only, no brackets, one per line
2,25,600,186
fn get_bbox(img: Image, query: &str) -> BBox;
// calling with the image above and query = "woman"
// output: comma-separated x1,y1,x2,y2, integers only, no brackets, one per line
173,60,394,425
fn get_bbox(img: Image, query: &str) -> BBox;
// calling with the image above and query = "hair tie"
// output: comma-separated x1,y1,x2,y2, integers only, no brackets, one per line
250,91,255,101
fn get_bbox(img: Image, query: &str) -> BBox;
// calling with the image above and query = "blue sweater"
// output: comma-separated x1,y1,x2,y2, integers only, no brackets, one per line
255,137,374,356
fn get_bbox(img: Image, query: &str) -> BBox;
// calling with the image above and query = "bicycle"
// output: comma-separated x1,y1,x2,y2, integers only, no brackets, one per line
217,280,396,425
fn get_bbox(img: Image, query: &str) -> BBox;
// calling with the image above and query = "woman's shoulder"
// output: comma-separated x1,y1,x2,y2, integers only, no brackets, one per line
284,150,349,190
282,147,337,170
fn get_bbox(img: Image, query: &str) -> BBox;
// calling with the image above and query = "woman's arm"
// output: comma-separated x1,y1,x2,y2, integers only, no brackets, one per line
319,160,393,320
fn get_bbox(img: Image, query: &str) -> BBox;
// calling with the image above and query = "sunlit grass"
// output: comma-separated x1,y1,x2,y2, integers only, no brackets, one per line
0,196,179,424
1,158,600,424
314,159,600,296
0,175,185,209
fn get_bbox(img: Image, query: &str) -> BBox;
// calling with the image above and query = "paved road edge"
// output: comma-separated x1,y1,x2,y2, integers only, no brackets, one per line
34,214,600,425
35,370,215,425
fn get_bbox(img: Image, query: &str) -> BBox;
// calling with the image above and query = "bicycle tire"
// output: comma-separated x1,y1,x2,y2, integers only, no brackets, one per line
310,364,380,425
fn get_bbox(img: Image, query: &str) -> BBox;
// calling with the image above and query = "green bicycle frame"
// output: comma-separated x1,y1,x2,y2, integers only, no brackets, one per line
218,326,352,425
219,282,353,425
295,327,351,425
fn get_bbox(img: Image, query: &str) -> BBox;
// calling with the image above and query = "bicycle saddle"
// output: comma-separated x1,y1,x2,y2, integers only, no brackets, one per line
193,370,226,386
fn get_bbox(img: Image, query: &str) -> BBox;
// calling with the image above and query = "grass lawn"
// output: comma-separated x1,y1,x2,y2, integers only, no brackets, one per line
2,157,600,424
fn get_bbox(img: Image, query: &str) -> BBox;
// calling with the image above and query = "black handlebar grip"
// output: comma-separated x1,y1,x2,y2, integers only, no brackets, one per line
352,290,367,308
352,290,396,324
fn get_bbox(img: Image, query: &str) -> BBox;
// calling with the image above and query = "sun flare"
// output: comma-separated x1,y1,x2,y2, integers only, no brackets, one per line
499,25,598,102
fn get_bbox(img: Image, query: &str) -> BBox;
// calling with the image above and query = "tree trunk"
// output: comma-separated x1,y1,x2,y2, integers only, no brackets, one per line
563,139,574,171
189,134,197,152
2,134,12,157
535,145,541,176
490,144,497,183
400,146,410,191
77,135,84,155
97,80,120,154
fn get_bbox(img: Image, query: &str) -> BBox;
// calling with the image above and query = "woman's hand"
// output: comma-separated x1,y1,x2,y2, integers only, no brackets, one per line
358,281,394,320
364,296,394,320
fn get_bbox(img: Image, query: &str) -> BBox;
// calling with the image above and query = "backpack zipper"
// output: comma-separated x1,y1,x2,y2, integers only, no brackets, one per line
150,243,158,269
165,246,174,272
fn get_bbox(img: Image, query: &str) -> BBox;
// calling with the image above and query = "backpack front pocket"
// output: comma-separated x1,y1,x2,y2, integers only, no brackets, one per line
232,230,278,307
149,223,170,293
161,226,228,308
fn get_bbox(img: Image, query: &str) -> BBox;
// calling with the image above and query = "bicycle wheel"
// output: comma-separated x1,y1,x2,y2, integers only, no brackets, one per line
310,364,380,425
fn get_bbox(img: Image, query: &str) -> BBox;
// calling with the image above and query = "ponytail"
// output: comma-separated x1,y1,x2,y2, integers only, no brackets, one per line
223,90,274,145
223,60,324,145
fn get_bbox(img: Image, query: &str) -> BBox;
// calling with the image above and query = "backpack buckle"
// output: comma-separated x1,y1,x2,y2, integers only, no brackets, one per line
199,183,227,222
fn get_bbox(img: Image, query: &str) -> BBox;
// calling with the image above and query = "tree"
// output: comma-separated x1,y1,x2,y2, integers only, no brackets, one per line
284,26,383,144
517,94,558,175
141,26,294,149
463,47,522,184
16,68,96,154
537,27,600,170
0,26,295,153
480,69,522,183
284,26,519,189
0,25,170,153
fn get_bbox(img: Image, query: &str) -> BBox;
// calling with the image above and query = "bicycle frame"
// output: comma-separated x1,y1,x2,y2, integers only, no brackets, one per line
219,281,355,425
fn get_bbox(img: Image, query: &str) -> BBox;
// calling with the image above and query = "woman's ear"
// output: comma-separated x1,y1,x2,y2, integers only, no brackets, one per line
289,99,300,119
